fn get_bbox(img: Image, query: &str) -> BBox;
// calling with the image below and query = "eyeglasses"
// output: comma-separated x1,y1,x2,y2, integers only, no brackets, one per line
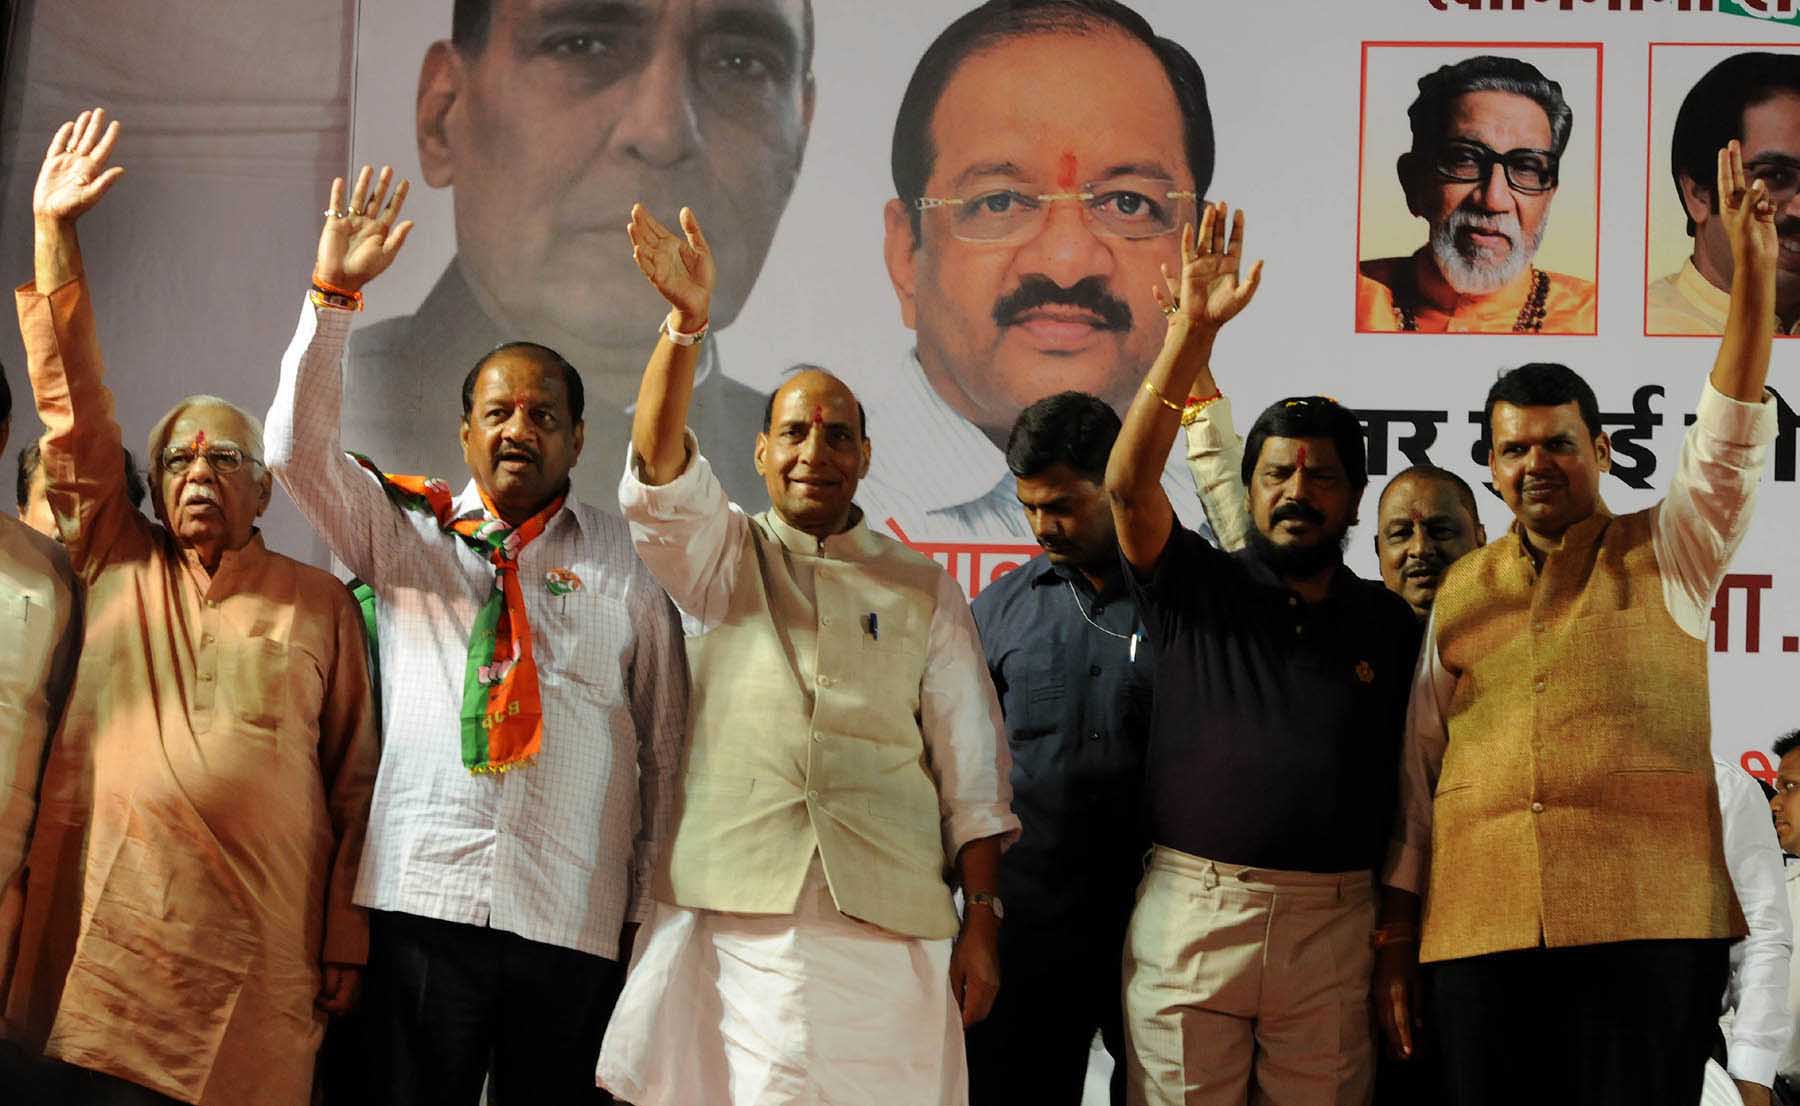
1430,140,1559,194
160,444,259,475
915,179,1199,244
1747,156,1800,205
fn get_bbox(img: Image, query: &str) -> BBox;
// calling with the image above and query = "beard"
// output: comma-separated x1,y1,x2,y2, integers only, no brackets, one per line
1429,205,1548,295
1246,524,1350,581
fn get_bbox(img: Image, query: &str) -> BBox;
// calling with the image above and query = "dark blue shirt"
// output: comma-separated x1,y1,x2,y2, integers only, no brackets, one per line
1127,525,1420,873
972,554,1153,924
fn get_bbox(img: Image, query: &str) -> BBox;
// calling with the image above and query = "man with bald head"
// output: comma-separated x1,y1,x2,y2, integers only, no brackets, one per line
1371,466,1486,619
5,111,380,1106
598,204,1017,1105
266,165,686,1105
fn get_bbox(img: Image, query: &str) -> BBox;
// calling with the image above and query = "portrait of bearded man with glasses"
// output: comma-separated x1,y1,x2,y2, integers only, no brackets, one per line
1357,53,1597,335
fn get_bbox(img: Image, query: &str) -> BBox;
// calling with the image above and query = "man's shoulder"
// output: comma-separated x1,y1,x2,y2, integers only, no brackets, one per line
1358,256,1411,289
1542,268,1597,304
266,547,363,617
969,553,1049,622
0,513,73,589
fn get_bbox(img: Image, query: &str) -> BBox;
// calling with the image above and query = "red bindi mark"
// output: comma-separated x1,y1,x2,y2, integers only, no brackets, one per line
1056,151,1078,191
1409,509,1426,525
192,429,207,451
1295,444,1309,469
810,405,826,427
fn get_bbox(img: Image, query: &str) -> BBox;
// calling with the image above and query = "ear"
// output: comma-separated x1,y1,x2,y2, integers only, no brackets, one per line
1397,152,1423,219
882,198,920,330
1474,523,1489,546
1677,172,1714,232
1593,431,1612,474
859,436,872,479
569,421,585,467
417,40,465,190
754,431,768,475
460,416,473,457
254,469,274,518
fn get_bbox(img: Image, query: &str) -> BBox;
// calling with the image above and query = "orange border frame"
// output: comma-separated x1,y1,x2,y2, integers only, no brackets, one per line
1643,41,1800,339
1354,40,1605,336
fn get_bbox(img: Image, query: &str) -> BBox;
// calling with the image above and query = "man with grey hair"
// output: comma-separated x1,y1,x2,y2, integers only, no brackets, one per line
2,109,380,1106
1357,54,1596,334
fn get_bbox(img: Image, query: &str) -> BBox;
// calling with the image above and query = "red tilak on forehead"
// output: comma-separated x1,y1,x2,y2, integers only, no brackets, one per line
192,429,208,451
1057,151,1078,190
811,404,825,426
1295,444,1309,468
513,393,530,413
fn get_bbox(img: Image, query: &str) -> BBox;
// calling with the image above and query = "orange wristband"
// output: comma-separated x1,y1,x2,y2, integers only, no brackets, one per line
311,276,365,304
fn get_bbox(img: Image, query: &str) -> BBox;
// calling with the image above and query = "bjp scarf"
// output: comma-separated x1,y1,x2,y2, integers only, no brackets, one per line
352,455,563,774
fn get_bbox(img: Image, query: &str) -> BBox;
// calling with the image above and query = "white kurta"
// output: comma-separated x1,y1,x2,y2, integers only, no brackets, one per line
598,859,967,1105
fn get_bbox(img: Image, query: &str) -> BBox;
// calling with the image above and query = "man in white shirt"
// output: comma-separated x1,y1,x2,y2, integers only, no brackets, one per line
265,166,686,1105
1716,757,1794,1106
597,203,1017,1105
1766,731,1800,1103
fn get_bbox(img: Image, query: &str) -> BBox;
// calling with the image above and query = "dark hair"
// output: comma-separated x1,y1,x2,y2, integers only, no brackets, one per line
1241,397,1369,496
453,0,816,74
0,362,10,428
763,365,868,439
1671,52,1800,237
1380,464,1481,527
1004,390,1121,482
1775,729,1800,760
1483,362,1601,440
1408,55,1574,160
461,342,586,425
17,441,147,512
891,0,1214,242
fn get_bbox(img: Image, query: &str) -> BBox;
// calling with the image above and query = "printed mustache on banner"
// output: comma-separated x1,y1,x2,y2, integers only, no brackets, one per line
992,275,1133,331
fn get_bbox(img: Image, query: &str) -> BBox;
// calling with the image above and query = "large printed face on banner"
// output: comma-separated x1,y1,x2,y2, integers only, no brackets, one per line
882,26,1196,440
417,0,814,353
1356,47,1598,335
1649,47,1800,336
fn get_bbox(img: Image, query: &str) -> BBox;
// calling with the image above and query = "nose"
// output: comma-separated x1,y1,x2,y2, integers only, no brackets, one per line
1403,528,1431,560
1010,197,1115,289
607,42,699,170
1470,160,1516,213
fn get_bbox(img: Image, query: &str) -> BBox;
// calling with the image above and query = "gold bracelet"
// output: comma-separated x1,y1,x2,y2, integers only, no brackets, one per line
1142,381,1184,413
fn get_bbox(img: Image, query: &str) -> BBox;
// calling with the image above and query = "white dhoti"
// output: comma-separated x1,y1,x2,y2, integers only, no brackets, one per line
597,860,968,1105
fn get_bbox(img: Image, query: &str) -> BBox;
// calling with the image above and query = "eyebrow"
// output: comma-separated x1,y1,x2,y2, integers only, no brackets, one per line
948,161,1029,192
1746,152,1800,171
524,0,647,33
1089,162,1179,184
698,4,803,64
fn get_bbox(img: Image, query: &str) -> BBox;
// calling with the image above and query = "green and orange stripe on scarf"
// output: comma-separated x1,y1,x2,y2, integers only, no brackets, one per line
351,455,564,774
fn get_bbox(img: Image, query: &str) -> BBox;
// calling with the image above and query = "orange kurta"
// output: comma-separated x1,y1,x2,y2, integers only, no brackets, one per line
3,277,379,1106
1356,251,1596,334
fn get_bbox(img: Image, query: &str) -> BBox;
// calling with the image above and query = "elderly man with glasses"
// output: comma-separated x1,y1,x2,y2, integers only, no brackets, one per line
1356,54,1596,335
1,110,380,1106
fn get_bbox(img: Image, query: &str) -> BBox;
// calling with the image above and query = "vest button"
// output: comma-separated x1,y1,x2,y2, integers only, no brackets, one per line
811,732,823,743
1533,679,1547,694
806,789,819,800
821,616,833,627
1530,801,1545,814
817,674,833,687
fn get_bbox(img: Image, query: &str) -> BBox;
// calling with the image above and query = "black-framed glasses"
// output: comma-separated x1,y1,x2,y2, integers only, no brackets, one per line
160,444,259,475
1430,140,1559,194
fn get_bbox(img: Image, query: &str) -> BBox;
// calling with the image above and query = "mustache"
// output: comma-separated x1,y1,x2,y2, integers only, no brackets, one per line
993,275,1133,331
1445,205,1521,246
495,442,540,464
1270,501,1326,526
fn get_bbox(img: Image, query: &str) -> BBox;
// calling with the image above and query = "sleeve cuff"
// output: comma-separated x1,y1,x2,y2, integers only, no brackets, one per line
618,429,718,518
1381,838,1427,895
1183,396,1238,457
1728,1042,1779,1088
946,809,1023,861
1697,379,1779,448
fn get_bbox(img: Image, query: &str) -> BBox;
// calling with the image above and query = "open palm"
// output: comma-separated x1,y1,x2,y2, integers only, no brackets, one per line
1156,201,1265,332
35,109,125,222
628,204,715,323
315,165,414,292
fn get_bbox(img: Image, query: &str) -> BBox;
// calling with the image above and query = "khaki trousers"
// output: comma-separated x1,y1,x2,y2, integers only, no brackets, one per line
1123,846,1375,1106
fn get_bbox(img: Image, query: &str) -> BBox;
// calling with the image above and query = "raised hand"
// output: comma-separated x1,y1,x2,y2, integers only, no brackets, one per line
628,204,714,327
34,109,125,224
1153,201,1265,334
315,165,415,293
1719,140,1778,279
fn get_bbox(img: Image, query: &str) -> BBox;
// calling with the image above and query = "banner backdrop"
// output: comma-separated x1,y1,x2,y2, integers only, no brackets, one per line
345,0,1800,782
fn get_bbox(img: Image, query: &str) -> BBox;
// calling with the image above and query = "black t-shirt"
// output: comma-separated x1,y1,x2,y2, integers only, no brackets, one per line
1126,525,1421,873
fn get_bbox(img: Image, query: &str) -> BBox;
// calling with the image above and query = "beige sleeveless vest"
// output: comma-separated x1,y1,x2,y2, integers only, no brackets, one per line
655,509,961,940
1421,505,1746,963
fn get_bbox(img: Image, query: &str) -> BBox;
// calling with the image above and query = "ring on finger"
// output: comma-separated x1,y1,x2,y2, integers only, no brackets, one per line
1161,302,1178,317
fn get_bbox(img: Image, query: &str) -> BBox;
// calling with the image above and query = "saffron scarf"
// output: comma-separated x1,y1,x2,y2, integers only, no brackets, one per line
352,455,564,773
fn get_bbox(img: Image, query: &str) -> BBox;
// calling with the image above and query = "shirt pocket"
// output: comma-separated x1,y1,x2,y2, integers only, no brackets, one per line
535,587,628,706
1007,649,1067,743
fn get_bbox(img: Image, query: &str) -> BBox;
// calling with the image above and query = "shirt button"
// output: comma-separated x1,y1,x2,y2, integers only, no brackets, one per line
1089,731,1101,742
1534,679,1547,694
201,633,214,644
1533,622,1547,633
820,616,833,627
1530,801,1545,814
1092,604,1105,616
1089,664,1102,676
1288,597,1298,607
806,789,819,800
1295,625,1305,637
811,732,823,744
817,674,833,687
198,671,214,682
206,600,219,609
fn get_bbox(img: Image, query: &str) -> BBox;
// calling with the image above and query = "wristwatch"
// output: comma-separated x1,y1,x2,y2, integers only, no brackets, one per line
967,891,1005,921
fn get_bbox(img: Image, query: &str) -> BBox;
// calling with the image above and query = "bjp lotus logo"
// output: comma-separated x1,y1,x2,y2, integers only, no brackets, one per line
545,567,584,597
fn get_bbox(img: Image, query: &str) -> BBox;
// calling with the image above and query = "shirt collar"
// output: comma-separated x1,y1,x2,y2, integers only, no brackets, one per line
1505,500,1614,566
450,478,586,538
763,504,883,560
879,352,1018,510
